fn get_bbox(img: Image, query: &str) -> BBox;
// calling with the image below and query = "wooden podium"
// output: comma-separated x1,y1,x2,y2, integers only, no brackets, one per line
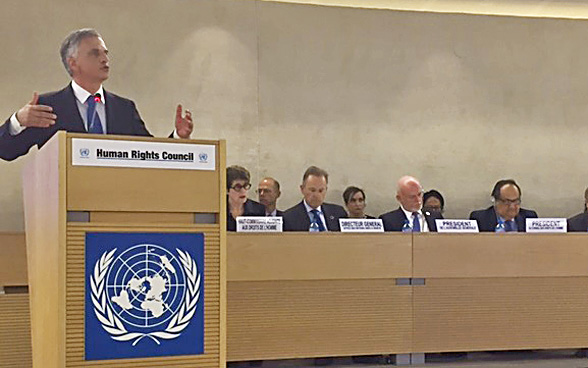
22,132,226,368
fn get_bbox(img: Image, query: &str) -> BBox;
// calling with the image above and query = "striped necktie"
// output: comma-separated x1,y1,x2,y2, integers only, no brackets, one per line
311,209,326,232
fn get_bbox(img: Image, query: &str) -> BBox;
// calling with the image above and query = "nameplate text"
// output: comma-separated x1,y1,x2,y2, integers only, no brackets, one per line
526,218,567,233
237,217,283,232
339,219,384,233
436,219,479,233
72,138,215,170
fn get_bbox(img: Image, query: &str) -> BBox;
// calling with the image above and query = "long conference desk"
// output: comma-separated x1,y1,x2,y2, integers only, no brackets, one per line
2,232,588,366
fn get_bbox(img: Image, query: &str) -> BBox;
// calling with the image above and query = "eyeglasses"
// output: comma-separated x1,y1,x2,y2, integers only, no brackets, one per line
497,198,521,206
230,183,251,191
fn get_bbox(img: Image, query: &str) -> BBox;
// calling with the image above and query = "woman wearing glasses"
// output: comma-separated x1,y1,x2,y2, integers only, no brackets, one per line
422,189,445,216
226,165,265,231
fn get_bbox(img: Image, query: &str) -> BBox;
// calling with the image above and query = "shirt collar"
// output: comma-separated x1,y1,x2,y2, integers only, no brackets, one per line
303,200,322,214
400,205,422,219
71,80,105,105
495,209,513,224
266,209,277,217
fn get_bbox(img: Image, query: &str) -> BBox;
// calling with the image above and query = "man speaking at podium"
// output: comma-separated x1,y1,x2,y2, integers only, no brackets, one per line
0,28,193,161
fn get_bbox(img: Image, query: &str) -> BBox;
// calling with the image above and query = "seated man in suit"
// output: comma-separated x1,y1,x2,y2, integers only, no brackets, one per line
257,177,283,217
282,166,347,232
0,28,193,161
379,176,441,232
567,187,588,232
470,179,538,232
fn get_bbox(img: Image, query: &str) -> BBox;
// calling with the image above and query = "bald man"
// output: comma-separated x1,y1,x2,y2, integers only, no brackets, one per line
379,176,441,232
257,177,283,217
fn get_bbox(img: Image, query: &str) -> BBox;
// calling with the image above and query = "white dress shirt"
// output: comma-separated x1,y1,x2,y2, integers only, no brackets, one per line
303,200,328,231
400,206,430,232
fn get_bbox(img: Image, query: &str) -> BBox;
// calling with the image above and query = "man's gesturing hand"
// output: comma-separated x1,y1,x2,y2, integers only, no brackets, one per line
175,104,193,139
16,92,57,128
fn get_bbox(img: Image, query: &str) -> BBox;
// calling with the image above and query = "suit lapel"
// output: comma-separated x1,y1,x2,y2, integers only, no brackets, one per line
424,213,435,232
515,214,526,232
104,90,114,134
397,208,409,230
63,84,86,132
298,201,311,229
488,208,498,231
322,205,335,231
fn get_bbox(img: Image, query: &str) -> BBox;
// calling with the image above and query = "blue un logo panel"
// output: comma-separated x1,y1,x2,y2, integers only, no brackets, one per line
85,232,205,360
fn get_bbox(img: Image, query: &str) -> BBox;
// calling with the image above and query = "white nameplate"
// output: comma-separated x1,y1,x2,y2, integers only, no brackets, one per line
237,217,283,232
436,219,479,233
71,138,216,170
526,218,567,233
339,219,384,233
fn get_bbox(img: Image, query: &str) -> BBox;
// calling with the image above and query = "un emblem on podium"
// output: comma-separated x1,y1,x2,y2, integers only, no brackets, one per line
85,233,205,360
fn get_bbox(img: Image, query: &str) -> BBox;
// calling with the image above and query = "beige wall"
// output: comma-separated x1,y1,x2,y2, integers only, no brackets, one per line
1,0,588,231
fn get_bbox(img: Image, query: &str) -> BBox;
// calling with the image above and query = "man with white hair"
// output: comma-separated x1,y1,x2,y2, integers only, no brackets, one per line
0,28,193,161
379,175,441,232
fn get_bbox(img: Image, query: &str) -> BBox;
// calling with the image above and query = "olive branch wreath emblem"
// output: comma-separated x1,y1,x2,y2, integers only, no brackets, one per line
90,248,201,346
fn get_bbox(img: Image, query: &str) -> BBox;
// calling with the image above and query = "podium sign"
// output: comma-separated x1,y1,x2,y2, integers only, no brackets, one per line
23,132,226,368
71,138,216,170
85,232,205,360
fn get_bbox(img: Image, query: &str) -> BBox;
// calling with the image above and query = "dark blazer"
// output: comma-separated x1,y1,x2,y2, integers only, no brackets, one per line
567,212,588,232
469,206,538,232
282,201,347,231
378,207,442,232
227,198,266,231
265,209,284,217
0,84,151,161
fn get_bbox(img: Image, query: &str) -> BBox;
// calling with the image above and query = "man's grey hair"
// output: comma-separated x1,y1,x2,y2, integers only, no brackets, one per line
60,28,102,76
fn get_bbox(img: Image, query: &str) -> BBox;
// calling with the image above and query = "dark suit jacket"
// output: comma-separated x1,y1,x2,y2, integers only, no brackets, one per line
265,209,284,217
469,206,538,232
0,84,151,161
282,201,348,231
378,207,442,232
567,212,588,232
227,198,266,231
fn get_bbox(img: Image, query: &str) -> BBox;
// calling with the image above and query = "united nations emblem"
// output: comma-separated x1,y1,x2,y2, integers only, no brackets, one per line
80,148,90,157
90,244,201,346
198,152,208,163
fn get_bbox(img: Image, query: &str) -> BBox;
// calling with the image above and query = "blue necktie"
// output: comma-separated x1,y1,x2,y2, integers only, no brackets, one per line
412,212,421,232
86,95,104,134
311,209,326,232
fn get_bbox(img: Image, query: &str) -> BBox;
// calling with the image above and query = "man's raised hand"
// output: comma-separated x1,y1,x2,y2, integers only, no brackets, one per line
16,92,57,128
175,104,193,139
